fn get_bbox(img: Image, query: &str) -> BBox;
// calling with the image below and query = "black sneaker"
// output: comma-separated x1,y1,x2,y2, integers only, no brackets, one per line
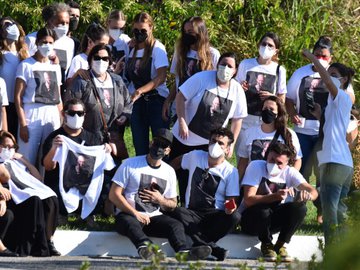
138,245,154,260
48,240,61,256
211,246,229,261
0,249,19,257
187,245,212,260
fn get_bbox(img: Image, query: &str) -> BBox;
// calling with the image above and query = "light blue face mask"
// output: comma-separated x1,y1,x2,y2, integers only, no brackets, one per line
6,24,20,41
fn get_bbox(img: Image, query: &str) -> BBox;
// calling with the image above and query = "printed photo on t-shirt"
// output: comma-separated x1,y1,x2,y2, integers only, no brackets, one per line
245,71,276,116
180,57,200,86
250,139,273,161
33,70,60,104
63,151,96,195
103,89,112,108
257,177,286,195
54,48,67,70
135,174,167,213
188,90,232,140
188,167,221,210
298,76,329,119
125,57,152,90
4,163,31,190
111,46,125,63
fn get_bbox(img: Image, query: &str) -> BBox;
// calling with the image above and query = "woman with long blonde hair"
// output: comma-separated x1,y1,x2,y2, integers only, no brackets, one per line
125,12,170,156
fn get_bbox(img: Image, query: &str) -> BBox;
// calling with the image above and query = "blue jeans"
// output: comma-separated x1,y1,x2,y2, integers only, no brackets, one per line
131,95,169,156
320,163,353,245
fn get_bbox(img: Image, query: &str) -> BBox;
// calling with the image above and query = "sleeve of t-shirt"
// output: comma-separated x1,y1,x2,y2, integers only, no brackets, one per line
286,70,301,102
152,42,169,69
237,128,250,158
178,71,204,101
55,64,62,86
210,47,220,68
162,167,178,199
232,82,248,119
331,88,352,110
235,60,247,83
277,65,287,95
288,167,306,188
289,129,303,159
181,150,197,171
0,79,8,106
15,61,28,83
170,51,177,74
241,160,264,187
67,57,81,79
225,168,240,197
111,160,130,188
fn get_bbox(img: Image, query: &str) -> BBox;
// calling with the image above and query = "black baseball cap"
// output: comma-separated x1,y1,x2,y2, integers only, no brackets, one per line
154,128,173,147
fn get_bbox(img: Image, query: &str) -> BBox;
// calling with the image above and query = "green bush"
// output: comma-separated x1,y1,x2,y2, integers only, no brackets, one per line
2,0,359,97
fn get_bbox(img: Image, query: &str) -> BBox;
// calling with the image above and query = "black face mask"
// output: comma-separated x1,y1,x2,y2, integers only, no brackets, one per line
149,144,166,160
183,33,197,46
261,109,277,124
69,17,79,31
133,29,148,43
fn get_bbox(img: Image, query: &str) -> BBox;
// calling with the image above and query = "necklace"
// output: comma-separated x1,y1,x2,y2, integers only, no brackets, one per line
91,70,107,86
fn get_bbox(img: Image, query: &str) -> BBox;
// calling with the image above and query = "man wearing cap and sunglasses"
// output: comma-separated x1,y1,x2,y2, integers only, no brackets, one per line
109,128,212,261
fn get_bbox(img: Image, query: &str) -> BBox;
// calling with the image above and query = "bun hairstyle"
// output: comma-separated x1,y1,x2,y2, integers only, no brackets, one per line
330,62,355,89
313,36,333,54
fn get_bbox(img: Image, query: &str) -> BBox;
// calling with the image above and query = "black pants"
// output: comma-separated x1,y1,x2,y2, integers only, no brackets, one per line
115,212,188,252
5,196,59,256
241,202,307,244
168,207,241,249
0,210,14,241
168,137,208,205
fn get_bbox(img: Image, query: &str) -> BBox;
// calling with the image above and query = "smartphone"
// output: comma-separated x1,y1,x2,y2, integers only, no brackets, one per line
305,91,315,111
225,198,236,210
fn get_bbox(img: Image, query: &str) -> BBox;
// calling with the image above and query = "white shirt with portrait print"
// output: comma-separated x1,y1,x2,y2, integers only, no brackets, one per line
127,40,169,98
172,70,247,146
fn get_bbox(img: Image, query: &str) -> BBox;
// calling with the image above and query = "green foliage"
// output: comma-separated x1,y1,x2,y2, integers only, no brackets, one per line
1,0,359,97
79,261,91,270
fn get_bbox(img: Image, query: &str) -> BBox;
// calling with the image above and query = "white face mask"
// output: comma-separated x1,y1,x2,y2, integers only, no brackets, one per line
317,58,330,69
65,114,84,130
208,142,224,159
109,29,122,40
266,162,283,177
38,43,54,58
6,24,20,41
92,60,109,75
330,76,341,89
0,147,15,161
53,24,69,39
259,45,275,60
217,65,233,83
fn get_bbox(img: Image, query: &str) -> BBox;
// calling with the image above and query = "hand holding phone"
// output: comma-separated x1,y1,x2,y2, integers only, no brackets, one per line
225,198,236,211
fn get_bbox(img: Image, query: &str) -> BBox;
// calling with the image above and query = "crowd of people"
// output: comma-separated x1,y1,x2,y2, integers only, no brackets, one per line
0,1,357,262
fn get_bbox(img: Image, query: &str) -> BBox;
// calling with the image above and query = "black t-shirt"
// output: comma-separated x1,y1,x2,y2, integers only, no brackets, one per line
42,126,102,191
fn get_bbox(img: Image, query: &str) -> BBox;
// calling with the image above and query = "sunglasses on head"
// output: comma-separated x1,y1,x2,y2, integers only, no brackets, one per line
133,28,147,34
93,55,110,62
66,110,85,117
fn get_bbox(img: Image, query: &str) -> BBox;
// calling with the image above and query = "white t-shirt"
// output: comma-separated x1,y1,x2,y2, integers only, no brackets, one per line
237,125,302,161
317,89,353,167
4,159,56,204
112,155,177,217
240,160,306,213
112,34,131,60
181,150,239,210
286,64,329,135
67,53,88,79
25,31,37,56
0,51,20,102
172,70,248,146
126,40,169,98
54,35,75,76
235,58,286,129
53,135,115,219
0,78,9,106
16,57,62,104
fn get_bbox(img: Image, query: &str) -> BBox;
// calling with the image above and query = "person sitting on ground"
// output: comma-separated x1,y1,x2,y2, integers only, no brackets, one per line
240,142,318,262
109,128,212,261
169,127,241,261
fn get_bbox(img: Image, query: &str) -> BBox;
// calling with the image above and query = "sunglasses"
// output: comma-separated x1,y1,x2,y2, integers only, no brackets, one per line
133,28,147,34
93,55,110,62
66,110,85,117
261,42,275,48
315,55,331,61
